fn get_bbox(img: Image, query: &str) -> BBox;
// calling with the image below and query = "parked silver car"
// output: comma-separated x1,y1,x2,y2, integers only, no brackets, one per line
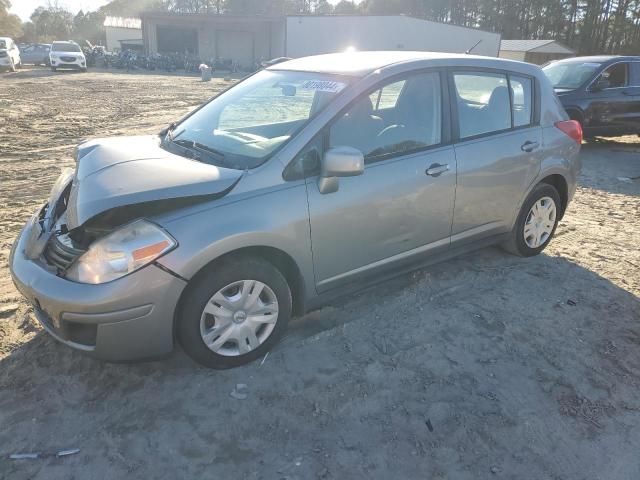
10,52,582,368
20,43,51,66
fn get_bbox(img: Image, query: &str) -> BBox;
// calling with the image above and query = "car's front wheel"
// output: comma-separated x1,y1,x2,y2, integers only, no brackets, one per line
178,256,292,369
502,183,561,257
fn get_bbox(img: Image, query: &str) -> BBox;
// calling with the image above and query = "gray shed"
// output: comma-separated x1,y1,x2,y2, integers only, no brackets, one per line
499,40,575,64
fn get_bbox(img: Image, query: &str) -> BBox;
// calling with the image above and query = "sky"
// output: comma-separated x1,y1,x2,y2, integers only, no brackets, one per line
9,0,360,21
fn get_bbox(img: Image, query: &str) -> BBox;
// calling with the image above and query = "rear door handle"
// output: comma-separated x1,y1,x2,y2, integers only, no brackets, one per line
425,163,449,177
521,141,540,152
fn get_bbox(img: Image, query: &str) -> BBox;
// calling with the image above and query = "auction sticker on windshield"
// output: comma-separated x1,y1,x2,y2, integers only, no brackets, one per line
300,80,347,93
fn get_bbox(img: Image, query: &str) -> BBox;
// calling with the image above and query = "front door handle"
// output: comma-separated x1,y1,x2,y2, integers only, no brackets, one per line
521,141,540,152
426,163,449,177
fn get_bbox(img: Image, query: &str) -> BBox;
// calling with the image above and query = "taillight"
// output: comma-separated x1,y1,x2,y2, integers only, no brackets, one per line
555,120,583,145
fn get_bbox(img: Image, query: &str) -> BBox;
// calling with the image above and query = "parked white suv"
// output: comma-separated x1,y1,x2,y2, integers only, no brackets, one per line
0,37,21,72
50,41,87,72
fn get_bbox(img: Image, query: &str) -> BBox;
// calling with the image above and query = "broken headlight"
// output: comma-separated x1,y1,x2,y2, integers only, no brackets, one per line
66,220,176,284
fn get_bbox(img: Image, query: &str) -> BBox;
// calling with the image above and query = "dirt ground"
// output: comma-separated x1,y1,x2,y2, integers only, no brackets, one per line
0,67,639,480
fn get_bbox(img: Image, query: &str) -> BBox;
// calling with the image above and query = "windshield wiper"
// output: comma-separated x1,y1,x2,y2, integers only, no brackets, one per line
159,122,178,138
171,138,226,161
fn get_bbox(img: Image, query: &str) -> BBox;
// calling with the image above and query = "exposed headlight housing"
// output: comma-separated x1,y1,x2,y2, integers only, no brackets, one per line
66,220,177,284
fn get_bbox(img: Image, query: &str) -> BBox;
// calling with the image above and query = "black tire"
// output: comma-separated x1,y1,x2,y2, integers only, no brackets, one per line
51,66,57,72
502,183,561,257
178,256,292,369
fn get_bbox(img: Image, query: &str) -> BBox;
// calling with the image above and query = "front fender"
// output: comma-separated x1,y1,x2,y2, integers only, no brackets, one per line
154,183,315,297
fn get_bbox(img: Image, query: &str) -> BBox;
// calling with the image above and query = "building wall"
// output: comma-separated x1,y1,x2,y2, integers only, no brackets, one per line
105,26,142,52
270,19,286,58
498,50,526,61
143,17,278,67
284,16,501,58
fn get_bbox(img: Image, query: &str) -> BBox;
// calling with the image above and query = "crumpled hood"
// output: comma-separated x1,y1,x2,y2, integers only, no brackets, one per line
66,135,243,229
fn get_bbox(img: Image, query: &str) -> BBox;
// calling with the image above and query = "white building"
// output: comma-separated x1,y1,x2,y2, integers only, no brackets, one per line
104,16,143,52
284,16,499,58
140,13,501,68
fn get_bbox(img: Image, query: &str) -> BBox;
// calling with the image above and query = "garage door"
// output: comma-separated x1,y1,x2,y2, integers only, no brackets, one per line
217,30,254,69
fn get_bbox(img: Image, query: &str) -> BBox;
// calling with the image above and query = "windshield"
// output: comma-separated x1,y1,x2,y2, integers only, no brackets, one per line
163,69,352,170
0,40,6,50
52,42,81,52
543,61,602,90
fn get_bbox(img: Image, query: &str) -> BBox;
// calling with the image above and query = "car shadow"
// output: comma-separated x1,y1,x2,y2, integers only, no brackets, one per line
1,245,638,375
0,248,640,478
0,246,639,478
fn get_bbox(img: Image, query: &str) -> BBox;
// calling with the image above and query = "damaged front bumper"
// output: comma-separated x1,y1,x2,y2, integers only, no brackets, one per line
9,218,187,362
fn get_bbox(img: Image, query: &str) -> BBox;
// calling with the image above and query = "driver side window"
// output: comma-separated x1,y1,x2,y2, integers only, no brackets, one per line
329,72,442,164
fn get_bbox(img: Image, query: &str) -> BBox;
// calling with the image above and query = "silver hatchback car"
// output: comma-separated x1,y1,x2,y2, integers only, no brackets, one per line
10,52,582,368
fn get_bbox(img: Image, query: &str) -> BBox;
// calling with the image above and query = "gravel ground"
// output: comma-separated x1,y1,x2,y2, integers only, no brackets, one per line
0,67,639,480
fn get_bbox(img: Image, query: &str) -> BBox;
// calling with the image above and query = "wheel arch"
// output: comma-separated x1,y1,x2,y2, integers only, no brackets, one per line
539,174,569,219
173,245,307,336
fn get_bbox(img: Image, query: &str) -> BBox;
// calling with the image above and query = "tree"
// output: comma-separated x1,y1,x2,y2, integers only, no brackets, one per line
73,10,106,45
0,0,23,38
27,5,74,42
333,0,358,14
314,0,333,13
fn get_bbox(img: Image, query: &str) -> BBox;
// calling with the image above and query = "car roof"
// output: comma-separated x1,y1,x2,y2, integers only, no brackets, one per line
268,51,525,77
0,37,14,42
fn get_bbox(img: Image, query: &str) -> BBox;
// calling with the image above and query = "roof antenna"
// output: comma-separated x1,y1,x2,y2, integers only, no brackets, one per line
465,40,482,54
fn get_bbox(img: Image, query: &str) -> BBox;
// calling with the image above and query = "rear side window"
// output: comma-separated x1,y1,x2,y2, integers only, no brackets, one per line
510,75,533,127
454,72,511,138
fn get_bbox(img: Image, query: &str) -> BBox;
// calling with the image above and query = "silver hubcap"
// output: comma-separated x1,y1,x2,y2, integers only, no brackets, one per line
524,196,557,248
200,280,279,357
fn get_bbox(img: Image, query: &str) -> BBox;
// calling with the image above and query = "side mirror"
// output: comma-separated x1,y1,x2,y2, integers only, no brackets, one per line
317,146,364,194
591,77,610,92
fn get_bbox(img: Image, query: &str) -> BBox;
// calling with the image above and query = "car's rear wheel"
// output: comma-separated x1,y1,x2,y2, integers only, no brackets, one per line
178,256,292,369
502,183,561,257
